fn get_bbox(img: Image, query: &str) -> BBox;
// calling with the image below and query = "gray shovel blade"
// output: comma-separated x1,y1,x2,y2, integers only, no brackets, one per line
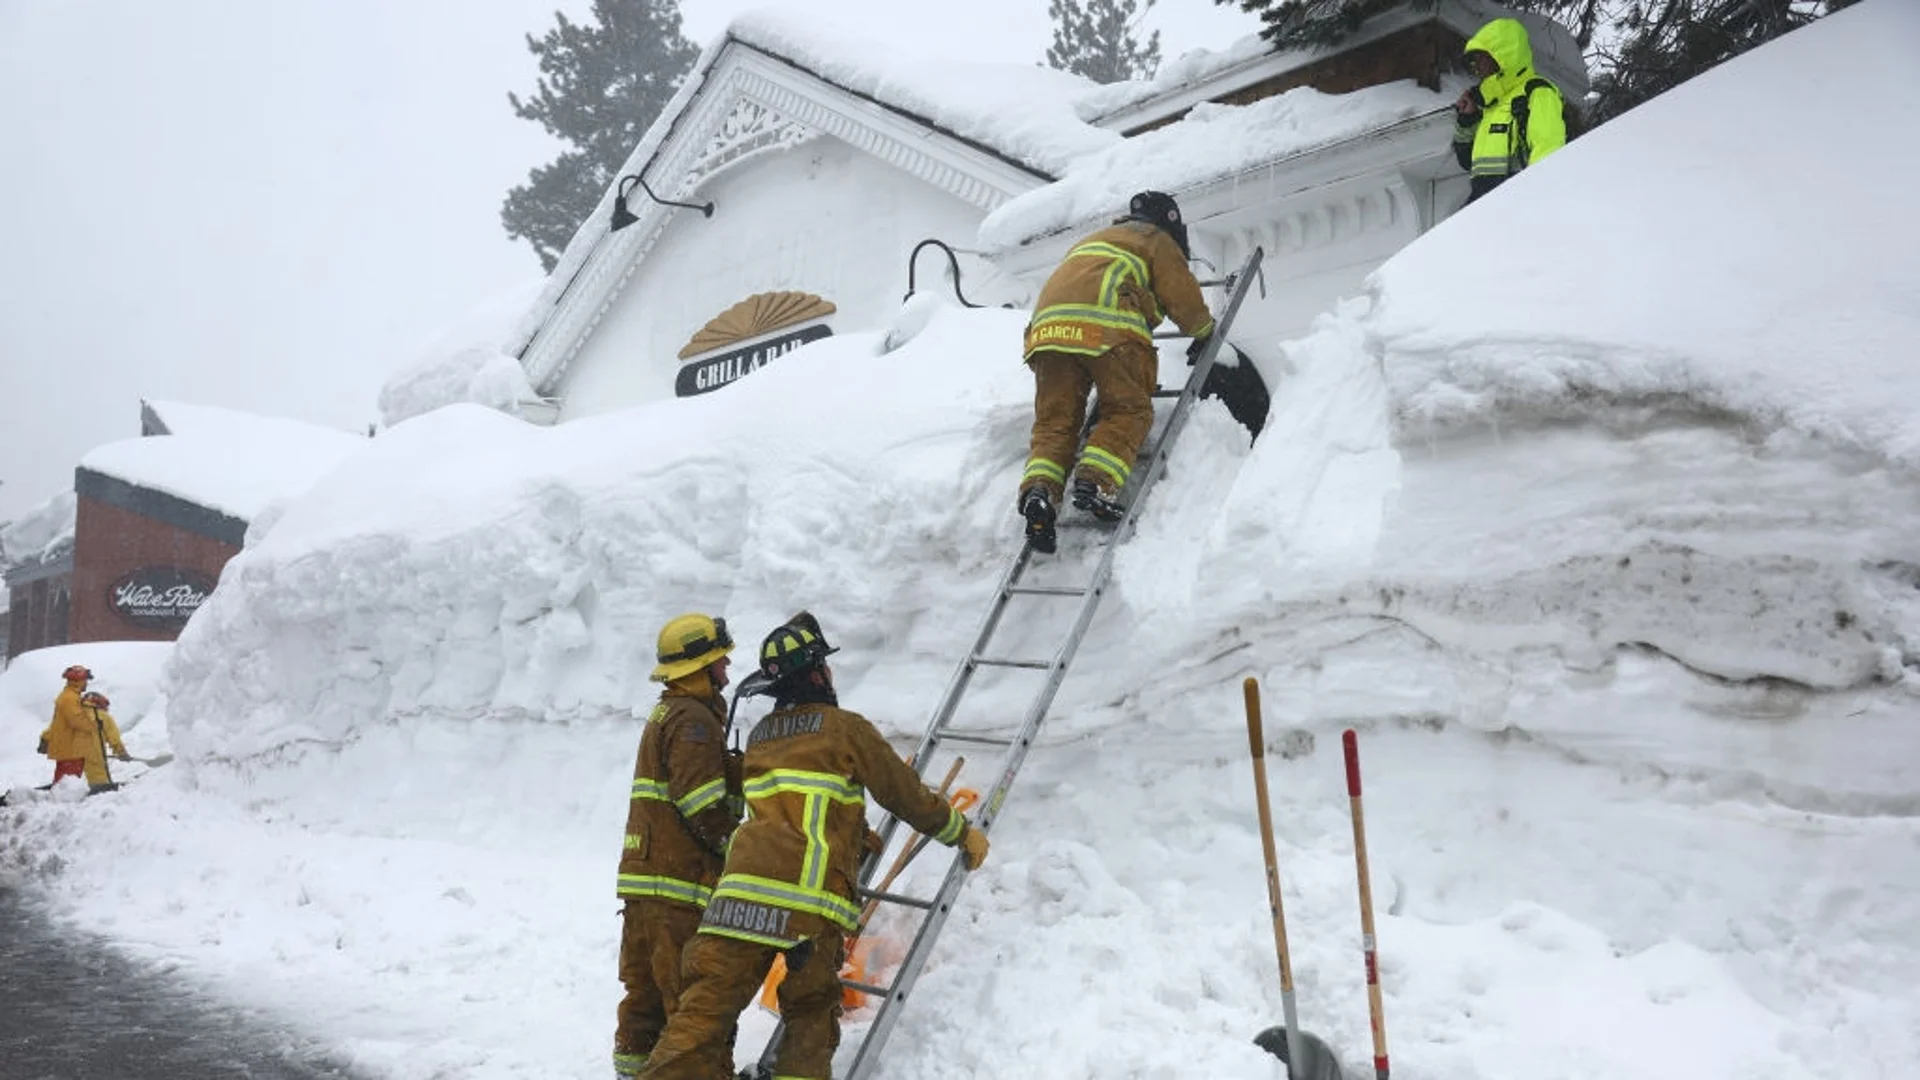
1253,1026,1345,1080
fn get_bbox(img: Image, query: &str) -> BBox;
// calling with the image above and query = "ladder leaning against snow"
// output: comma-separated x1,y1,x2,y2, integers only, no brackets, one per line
746,246,1266,1080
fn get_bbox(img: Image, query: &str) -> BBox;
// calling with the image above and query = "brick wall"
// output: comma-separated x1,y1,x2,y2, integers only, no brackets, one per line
69,494,239,644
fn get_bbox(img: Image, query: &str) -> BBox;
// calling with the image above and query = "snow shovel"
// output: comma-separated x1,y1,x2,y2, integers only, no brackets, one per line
1244,677,1345,1080
1200,344,1271,441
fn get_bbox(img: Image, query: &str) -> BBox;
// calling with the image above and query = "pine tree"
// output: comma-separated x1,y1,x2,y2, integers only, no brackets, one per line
502,0,699,272
1046,0,1163,84
1215,0,1855,122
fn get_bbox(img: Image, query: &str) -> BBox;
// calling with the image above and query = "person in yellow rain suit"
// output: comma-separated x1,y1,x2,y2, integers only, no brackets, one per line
613,613,745,1079
634,612,990,1080
76,692,133,792
1452,17,1569,204
1017,190,1216,553
38,664,127,790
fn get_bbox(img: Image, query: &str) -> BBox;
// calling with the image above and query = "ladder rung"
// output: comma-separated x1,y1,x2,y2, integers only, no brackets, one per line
935,730,1016,747
1007,583,1090,597
972,656,1052,670
860,887,936,910
841,976,894,997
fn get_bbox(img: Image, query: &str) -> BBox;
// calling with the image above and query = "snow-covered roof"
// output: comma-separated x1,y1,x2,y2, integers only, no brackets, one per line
1086,0,1588,135
0,490,75,578
379,278,549,428
726,12,1115,179
981,79,1453,250
78,405,366,524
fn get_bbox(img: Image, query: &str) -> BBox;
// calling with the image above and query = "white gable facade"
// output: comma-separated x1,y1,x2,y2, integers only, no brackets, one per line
514,35,1052,422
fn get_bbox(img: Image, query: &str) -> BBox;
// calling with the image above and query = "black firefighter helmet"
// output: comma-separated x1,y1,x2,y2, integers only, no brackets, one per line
757,610,839,686
1123,190,1190,259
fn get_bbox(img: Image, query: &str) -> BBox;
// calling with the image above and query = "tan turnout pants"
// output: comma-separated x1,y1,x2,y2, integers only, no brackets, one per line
615,899,705,1067
637,929,847,1080
1022,339,1159,502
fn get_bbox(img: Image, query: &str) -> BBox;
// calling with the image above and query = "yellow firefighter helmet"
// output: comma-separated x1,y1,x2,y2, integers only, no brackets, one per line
651,613,734,682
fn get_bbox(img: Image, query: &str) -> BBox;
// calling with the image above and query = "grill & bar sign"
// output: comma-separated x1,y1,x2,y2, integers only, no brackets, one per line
676,323,832,397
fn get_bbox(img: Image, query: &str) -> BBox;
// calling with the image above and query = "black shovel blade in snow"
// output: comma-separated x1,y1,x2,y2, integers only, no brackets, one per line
1254,1025,1346,1080
1200,344,1271,442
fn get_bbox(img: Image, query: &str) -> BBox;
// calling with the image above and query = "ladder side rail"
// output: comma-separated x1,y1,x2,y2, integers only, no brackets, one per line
844,852,971,1079
845,578,1099,1077
845,248,1271,1076
904,543,1037,769
859,543,1037,884
1125,247,1265,506
809,251,1271,1080
847,468,1126,1074
754,548,1043,1078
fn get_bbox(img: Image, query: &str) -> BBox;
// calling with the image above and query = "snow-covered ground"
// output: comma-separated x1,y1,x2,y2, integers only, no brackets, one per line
4,3,1918,1079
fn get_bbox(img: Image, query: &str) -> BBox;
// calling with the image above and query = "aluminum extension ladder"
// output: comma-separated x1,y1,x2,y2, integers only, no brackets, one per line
748,245,1266,1080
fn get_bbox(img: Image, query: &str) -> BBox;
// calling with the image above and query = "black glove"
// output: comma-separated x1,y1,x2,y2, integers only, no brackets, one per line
1185,336,1211,365
36,736,49,756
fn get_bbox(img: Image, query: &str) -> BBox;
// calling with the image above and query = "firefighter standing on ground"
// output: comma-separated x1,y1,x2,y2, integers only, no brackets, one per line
38,665,127,790
1452,17,1568,204
613,614,745,1079
634,612,990,1080
1017,190,1216,553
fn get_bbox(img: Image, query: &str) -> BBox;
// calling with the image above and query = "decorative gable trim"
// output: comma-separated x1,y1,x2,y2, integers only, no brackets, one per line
517,40,1051,398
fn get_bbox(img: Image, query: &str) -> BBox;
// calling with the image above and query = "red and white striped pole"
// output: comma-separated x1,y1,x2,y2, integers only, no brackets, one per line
1344,729,1391,1080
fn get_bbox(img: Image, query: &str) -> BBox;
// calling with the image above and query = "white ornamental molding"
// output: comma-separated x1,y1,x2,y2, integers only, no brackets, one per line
684,98,816,187
1211,181,1417,270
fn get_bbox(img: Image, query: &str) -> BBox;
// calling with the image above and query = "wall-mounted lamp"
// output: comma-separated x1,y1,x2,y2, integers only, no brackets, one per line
610,173,715,232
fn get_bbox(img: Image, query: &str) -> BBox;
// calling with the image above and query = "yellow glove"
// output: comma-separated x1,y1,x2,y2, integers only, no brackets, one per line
959,824,989,871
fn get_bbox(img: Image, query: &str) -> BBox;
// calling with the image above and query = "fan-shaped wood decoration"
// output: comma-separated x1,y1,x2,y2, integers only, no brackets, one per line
679,291,837,359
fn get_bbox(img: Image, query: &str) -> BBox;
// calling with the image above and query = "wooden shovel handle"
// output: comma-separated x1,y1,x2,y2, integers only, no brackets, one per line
857,757,966,932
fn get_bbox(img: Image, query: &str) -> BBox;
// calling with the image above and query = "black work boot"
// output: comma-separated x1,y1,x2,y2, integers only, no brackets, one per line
1021,487,1057,553
1070,477,1125,522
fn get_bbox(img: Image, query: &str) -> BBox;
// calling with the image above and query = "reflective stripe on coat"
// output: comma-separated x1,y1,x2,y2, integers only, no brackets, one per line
616,680,741,908
702,703,965,945
1023,222,1214,360
1454,18,1567,182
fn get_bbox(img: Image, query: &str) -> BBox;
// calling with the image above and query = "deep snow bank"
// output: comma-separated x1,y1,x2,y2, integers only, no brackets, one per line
166,305,1038,772
1369,0,1920,466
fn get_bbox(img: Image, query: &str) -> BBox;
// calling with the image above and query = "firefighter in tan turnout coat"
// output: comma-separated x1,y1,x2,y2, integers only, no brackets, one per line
1018,190,1216,553
613,613,745,1079
635,612,991,1080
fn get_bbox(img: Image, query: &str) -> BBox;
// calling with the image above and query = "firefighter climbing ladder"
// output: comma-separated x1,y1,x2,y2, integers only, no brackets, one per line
748,246,1266,1080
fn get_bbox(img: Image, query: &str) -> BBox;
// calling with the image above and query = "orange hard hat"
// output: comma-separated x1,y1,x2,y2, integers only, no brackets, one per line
82,691,110,708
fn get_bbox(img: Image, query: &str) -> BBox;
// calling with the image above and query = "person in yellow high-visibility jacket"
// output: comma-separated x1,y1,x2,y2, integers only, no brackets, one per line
1017,190,1215,553
1452,17,1568,204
